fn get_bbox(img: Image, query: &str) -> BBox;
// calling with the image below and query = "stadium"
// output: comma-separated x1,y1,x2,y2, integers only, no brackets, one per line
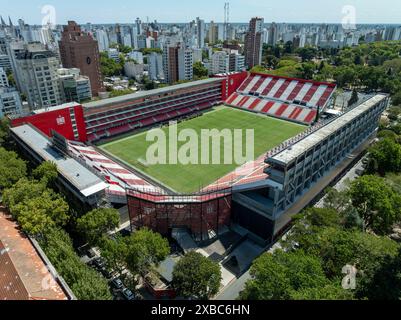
10,71,388,243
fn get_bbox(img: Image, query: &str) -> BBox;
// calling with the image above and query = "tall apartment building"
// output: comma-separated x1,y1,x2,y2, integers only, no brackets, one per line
208,21,219,45
163,43,193,84
244,17,264,69
95,29,109,52
0,86,23,118
196,17,205,49
57,68,92,103
0,54,11,72
210,50,245,74
0,67,8,87
211,51,230,74
268,22,279,46
59,21,104,96
148,52,164,81
14,43,64,110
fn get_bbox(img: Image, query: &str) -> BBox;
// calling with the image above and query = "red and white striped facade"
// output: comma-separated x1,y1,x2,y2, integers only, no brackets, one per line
226,73,336,125
68,142,162,198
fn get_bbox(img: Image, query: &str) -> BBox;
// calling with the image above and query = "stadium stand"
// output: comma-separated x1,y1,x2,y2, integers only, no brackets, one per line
226,73,336,125
83,78,224,142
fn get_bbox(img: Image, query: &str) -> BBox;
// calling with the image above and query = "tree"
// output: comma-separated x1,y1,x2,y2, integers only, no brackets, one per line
324,188,352,214
3,184,69,238
76,208,120,245
124,228,170,278
349,175,401,234
0,117,11,147
193,61,208,79
100,235,128,276
290,283,354,300
240,250,329,300
296,47,318,62
100,52,123,77
2,178,46,214
367,138,401,175
32,161,58,187
17,199,56,237
298,62,317,80
348,89,359,107
172,251,221,300
40,228,112,300
0,148,27,191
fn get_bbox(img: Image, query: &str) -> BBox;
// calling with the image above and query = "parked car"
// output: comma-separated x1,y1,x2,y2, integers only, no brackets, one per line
92,257,106,270
122,288,135,301
100,267,113,279
111,278,124,290
87,248,97,259
356,169,364,176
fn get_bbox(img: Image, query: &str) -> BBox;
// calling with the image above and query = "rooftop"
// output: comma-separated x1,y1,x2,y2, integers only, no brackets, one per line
0,208,69,300
83,77,223,110
10,124,107,197
270,94,387,166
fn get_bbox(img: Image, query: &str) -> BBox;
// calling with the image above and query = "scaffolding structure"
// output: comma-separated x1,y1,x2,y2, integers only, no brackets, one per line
127,187,232,242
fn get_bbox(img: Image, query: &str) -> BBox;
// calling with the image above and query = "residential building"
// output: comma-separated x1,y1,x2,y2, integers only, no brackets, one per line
0,67,8,87
57,68,92,103
196,17,205,48
124,61,144,80
148,52,164,81
96,29,109,52
208,21,219,44
128,51,144,64
210,50,245,74
14,43,64,110
0,86,23,118
107,48,120,62
163,43,193,84
0,54,11,72
244,17,264,69
59,21,104,96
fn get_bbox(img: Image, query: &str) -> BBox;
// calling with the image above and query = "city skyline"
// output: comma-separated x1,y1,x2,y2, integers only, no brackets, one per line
2,0,401,25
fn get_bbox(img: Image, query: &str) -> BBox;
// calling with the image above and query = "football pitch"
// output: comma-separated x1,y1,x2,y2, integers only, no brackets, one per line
100,106,305,193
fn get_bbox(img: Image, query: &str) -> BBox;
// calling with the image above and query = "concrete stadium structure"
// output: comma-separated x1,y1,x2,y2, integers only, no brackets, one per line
232,94,389,242
8,73,389,244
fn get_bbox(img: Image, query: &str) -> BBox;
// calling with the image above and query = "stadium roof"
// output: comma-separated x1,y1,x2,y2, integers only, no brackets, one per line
10,124,107,197
83,78,223,110
270,94,387,166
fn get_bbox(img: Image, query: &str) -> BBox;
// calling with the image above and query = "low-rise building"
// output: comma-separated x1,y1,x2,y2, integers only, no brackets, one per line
0,207,74,300
57,68,92,103
0,86,23,118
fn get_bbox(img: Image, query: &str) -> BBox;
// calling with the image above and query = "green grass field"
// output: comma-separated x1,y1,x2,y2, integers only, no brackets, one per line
100,107,305,193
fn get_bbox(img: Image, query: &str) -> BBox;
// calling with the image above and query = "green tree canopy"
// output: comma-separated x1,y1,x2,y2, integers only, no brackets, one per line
349,175,401,234
240,250,330,300
0,117,11,147
40,228,112,300
193,61,209,79
76,208,120,245
172,251,222,300
0,148,27,190
124,228,170,277
32,161,58,187
367,138,401,175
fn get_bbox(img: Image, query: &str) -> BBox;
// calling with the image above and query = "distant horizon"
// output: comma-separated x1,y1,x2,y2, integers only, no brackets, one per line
2,0,401,26
6,21,401,27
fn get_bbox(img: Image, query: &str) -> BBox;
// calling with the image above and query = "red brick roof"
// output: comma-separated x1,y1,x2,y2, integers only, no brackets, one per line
0,209,68,300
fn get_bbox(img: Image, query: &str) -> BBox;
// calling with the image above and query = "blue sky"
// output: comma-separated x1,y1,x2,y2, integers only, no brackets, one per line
2,0,401,25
